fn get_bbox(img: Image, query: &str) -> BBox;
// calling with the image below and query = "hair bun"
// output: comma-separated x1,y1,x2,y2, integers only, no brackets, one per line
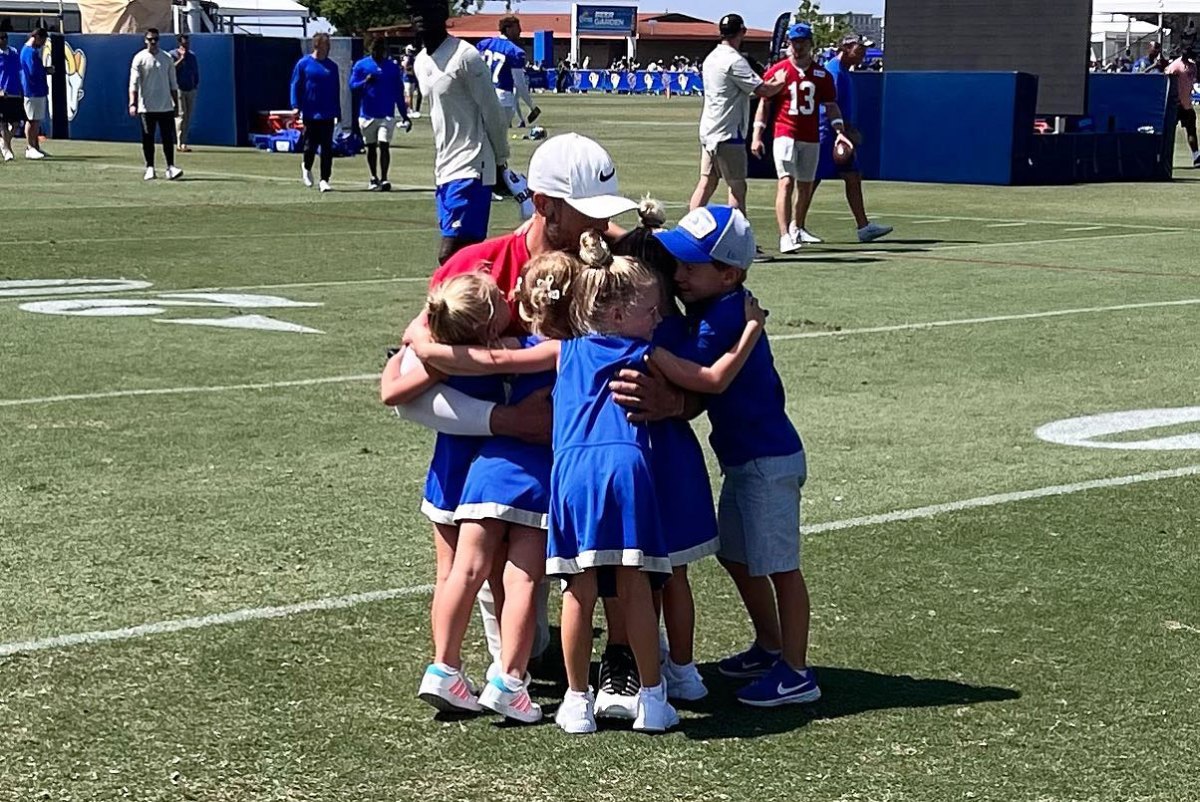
637,196,667,229
578,230,614,269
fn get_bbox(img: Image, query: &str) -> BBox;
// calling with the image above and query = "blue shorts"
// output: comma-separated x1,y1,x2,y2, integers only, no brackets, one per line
816,135,860,182
435,178,492,241
717,450,807,577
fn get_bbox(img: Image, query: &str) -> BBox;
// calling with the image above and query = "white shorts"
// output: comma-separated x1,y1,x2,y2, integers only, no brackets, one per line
23,96,48,123
359,117,393,144
773,137,820,182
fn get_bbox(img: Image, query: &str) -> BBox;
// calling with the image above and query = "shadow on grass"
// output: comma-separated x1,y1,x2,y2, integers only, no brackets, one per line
672,664,1019,740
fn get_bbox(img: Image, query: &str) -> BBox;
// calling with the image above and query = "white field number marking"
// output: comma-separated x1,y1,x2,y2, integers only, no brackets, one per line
0,278,153,297
15,283,324,334
1036,407,1200,451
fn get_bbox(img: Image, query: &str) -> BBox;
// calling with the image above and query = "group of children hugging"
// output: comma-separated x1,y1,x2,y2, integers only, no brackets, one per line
381,199,819,735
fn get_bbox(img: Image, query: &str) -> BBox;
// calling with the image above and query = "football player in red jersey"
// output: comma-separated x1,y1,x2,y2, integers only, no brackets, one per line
751,23,852,255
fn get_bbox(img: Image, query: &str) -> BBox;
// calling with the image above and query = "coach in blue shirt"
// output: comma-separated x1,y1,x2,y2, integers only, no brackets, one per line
349,37,411,191
290,32,340,192
171,34,200,151
0,30,23,161
19,27,50,159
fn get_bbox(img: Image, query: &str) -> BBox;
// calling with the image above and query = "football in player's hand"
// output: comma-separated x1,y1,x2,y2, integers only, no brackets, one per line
833,138,855,166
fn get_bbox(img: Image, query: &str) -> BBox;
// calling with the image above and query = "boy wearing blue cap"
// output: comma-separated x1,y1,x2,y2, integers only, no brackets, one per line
655,205,821,707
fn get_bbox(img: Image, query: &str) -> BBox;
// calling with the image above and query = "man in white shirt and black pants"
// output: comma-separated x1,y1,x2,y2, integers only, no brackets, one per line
129,28,182,181
412,1,511,264
689,14,785,216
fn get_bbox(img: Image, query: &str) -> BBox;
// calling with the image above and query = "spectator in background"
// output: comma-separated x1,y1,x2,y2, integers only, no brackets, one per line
171,33,199,152
19,27,49,159
1134,40,1166,74
129,28,182,181
290,32,340,193
0,30,22,162
690,13,786,261
402,44,422,118
350,35,411,192
1165,48,1199,167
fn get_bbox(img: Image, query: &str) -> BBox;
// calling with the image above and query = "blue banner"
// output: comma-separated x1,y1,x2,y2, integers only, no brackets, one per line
575,5,638,35
569,70,702,94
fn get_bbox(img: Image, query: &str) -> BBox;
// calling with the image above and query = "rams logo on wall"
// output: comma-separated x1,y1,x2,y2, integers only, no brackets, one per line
42,41,87,121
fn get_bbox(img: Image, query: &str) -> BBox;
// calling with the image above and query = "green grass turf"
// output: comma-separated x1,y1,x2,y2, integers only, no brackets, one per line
2,94,1199,801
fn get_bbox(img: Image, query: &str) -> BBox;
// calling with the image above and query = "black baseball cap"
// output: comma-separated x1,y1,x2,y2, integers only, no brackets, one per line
719,14,746,37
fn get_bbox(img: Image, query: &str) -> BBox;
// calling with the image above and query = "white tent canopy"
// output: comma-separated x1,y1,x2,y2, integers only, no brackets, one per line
1094,1,1200,15
208,0,310,18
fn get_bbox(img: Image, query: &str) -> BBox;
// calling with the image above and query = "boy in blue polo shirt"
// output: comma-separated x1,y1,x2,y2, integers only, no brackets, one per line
656,205,820,707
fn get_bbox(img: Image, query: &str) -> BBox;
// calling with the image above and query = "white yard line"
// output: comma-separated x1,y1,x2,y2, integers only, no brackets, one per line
1064,226,1105,232
741,205,1188,233
0,374,378,408
985,222,1030,228
3,465,1196,658
93,162,437,191
804,465,1200,535
923,229,1174,252
771,297,1200,341
0,226,440,248
0,275,430,304
912,219,953,224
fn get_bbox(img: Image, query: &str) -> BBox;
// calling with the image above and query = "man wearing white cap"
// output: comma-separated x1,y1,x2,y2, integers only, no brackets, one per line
385,133,690,669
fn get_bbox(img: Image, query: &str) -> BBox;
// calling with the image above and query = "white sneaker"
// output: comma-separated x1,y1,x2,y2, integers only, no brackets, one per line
485,661,532,687
779,233,802,255
143,166,156,181
632,683,680,733
165,165,183,181
857,221,894,243
479,675,543,724
301,168,313,188
417,663,482,713
318,180,332,193
410,110,422,119
555,688,598,734
25,147,45,160
663,659,708,701
1,148,13,162
797,227,823,244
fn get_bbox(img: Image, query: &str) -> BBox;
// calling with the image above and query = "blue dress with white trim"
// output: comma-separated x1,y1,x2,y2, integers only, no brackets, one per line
455,336,555,529
421,373,507,525
648,316,720,566
547,335,670,577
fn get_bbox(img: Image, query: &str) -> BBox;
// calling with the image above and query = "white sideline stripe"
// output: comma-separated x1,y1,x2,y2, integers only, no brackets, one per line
3,466,1198,658
772,297,1200,341
1064,226,1104,232
735,204,1188,233
0,276,430,303
913,219,952,224
804,465,1200,535
5,297,1200,408
0,374,377,408
94,162,437,191
0,226,440,248
923,229,1173,252
0,584,436,658
985,222,1029,228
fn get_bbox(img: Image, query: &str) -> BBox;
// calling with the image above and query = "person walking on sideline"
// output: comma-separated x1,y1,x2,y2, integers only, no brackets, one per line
290,32,340,193
19,27,50,159
171,33,200,151
350,35,412,191
129,28,182,181
1165,49,1200,167
0,31,23,162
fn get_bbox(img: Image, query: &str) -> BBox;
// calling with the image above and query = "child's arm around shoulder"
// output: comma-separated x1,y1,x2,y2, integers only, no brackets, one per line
647,294,765,394
381,346,447,406
414,338,560,376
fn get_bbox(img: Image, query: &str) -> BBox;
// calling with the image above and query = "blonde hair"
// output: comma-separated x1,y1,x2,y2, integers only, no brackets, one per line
426,272,505,345
570,230,659,335
636,195,667,229
517,251,581,340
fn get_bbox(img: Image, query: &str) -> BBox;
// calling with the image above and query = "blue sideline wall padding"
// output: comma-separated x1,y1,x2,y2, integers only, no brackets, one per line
62,33,238,146
533,31,553,67
848,71,883,180
879,71,1037,185
1085,73,1172,133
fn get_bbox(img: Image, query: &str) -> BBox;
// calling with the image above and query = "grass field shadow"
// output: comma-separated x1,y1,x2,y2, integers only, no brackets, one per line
676,664,1020,740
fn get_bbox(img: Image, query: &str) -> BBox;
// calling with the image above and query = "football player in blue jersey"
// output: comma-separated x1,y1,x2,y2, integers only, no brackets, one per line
476,15,540,128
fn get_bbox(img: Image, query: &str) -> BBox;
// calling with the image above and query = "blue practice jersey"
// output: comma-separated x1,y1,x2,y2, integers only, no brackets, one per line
819,55,853,138
476,35,526,92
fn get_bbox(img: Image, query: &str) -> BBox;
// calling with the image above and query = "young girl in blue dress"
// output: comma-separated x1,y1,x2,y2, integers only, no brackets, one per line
418,232,766,734
380,271,508,715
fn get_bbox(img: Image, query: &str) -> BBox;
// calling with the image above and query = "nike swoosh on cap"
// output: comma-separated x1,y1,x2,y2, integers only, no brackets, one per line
599,168,615,182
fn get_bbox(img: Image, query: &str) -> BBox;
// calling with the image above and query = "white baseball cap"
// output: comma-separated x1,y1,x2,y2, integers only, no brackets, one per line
527,133,639,221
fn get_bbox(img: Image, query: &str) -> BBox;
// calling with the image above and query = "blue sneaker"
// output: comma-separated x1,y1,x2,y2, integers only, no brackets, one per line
736,662,821,707
717,643,781,678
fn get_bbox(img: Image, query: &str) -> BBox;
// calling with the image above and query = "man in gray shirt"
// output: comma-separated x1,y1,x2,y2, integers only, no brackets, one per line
128,28,181,181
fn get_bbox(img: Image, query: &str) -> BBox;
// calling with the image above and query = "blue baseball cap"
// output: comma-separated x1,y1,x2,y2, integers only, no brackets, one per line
655,205,757,270
788,23,813,41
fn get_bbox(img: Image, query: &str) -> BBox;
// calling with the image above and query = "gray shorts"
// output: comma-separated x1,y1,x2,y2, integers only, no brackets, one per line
717,450,806,577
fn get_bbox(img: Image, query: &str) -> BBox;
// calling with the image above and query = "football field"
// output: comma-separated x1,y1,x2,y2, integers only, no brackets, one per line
2,95,1199,801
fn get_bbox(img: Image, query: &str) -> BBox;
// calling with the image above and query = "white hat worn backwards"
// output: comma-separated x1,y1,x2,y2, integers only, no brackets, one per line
655,205,757,271
527,133,639,220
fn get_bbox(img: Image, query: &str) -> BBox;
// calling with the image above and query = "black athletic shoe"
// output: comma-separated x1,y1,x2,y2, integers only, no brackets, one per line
595,644,638,720
368,177,381,191
380,180,392,192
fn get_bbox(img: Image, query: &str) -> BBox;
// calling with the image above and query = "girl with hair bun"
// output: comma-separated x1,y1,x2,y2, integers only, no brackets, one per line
417,231,767,735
